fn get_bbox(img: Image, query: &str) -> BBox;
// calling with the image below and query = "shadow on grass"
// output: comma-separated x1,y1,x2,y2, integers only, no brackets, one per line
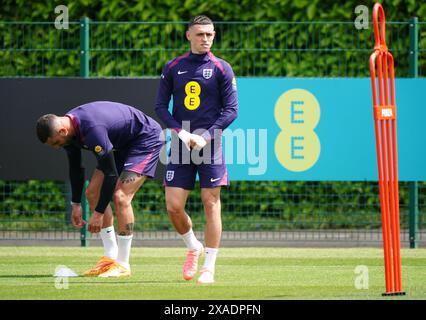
0,275,53,278
70,280,183,285
0,274,186,285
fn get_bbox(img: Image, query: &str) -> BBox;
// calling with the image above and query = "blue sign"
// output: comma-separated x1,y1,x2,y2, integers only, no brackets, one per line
225,78,426,181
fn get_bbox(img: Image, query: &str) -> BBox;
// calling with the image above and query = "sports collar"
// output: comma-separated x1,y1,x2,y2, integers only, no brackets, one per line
188,51,210,62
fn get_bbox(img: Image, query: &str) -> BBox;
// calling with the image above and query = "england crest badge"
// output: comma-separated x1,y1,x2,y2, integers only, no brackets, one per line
166,170,174,181
203,69,213,79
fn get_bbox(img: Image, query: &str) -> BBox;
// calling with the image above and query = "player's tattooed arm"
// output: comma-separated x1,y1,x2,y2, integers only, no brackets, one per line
120,171,141,184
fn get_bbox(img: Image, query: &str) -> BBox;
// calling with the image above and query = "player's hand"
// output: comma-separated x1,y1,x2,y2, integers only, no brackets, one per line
177,129,192,151
191,134,207,150
88,211,104,233
71,203,86,228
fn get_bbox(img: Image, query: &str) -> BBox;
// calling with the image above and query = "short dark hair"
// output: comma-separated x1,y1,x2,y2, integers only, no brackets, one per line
188,15,214,29
36,114,57,143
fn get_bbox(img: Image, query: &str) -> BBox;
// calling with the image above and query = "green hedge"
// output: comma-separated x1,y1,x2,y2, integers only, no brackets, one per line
1,0,425,22
1,1,425,77
0,1,425,231
1,180,425,231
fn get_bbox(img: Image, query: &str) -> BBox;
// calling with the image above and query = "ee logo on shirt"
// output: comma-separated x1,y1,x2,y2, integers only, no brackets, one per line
184,81,201,110
274,89,321,172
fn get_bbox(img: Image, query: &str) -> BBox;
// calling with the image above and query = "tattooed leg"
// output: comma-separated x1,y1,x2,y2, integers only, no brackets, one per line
119,171,142,184
114,172,146,237
118,223,134,236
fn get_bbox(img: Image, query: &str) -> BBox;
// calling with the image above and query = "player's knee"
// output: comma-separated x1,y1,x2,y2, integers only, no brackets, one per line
113,189,132,209
202,194,220,211
166,202,185,217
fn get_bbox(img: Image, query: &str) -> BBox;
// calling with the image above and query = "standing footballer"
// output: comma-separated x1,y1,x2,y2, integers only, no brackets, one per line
155,15,238,284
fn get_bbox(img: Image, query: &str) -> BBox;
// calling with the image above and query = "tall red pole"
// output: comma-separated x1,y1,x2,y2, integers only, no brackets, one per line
369,3,405,296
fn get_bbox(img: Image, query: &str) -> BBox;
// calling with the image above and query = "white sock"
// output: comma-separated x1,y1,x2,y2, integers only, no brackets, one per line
181,229,202,251
100,226,118,260
116,234,133,270
202,247,218,272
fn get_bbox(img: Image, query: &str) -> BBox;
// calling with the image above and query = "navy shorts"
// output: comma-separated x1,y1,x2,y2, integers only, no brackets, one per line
164,138,229,190
98,142,163,178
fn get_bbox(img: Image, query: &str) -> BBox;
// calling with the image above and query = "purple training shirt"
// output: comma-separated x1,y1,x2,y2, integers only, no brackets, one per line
155,51,238,139
66,101,162,158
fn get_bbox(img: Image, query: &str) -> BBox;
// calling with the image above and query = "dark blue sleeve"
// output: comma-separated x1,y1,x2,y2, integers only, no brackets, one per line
155,64,182,132
95,151,118,213
203,62,238,140
64,145,85,203
81,127,117,213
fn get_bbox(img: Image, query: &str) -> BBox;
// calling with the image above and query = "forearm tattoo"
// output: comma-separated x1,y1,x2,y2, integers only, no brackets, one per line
120,171,141,184
119,223,134,236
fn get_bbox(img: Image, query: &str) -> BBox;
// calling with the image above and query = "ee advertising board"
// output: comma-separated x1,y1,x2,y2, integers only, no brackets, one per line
225,78,425,181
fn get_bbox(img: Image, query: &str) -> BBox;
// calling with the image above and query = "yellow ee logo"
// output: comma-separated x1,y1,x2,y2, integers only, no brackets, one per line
274,89,321,172
184,81,201,110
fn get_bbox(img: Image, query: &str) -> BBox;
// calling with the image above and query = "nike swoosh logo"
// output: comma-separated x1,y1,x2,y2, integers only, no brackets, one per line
124,163,133,166
177,70,188,75
210,177,221,182
106,230,112,233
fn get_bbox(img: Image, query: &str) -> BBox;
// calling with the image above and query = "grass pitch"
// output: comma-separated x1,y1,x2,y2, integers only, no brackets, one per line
0,246,425,300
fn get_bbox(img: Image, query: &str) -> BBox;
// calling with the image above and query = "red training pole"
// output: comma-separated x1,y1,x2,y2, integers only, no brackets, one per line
369,3,405,296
